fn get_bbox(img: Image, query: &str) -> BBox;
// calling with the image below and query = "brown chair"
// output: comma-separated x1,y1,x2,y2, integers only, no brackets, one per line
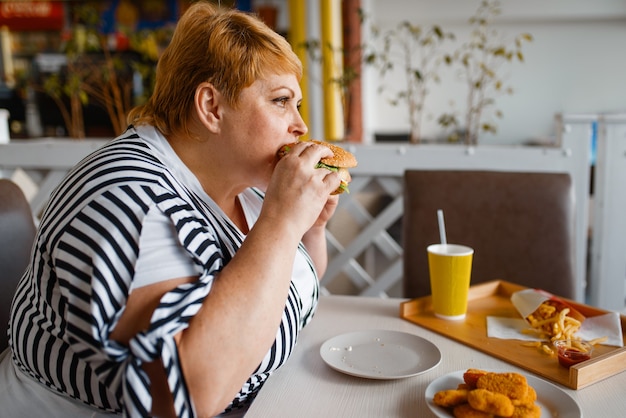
402,170,576,299
0,179,36,351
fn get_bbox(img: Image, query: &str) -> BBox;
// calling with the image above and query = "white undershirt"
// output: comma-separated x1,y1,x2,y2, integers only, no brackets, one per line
132,205,202,289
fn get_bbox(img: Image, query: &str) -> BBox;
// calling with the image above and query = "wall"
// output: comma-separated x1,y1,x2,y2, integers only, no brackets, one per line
361,0,626,145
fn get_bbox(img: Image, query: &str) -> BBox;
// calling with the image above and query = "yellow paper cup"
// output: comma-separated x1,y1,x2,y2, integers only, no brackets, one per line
427,244,474,320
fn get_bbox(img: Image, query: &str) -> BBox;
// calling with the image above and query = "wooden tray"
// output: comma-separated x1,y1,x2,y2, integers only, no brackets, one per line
399,280,626,389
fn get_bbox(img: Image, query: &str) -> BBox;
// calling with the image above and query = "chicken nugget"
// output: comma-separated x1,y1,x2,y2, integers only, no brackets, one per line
467,388,514,417
433,389,469,407
512,385,537,407
510,403,541,418
452,403,494,418
463,368,489,389
476,372,528,401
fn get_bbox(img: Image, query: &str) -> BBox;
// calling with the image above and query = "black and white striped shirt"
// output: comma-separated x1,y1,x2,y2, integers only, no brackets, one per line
8,126,319,417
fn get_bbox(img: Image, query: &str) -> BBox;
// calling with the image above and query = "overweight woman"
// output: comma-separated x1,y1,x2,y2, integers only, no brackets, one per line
0,3,341,417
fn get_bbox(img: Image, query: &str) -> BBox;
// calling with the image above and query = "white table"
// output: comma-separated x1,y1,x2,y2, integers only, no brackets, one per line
245,295,626,417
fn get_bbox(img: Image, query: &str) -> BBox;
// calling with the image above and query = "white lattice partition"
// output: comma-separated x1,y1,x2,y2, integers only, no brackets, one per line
323,175,404,297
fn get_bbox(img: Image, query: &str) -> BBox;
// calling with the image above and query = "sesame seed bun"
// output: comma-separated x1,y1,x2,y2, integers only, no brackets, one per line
277,140,358,194
311,140,358,168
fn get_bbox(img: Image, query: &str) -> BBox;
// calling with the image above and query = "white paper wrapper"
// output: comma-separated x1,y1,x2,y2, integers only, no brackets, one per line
510,288,554,319
486,289,624,347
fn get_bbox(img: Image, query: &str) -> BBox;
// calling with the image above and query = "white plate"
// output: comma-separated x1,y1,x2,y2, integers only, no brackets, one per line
319,329,441,380
425,370,582,418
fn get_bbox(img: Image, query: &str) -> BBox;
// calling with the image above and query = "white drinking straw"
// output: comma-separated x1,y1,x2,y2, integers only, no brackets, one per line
437,209,447,245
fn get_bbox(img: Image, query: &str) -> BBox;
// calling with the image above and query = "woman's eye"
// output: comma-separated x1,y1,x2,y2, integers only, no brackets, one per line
273,96,289,107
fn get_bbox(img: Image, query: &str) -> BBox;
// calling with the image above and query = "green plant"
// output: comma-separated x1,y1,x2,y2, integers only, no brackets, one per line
39,4,101,139
38,3,171,138
438,0,533,145
367,20,455,144
128,27,173,106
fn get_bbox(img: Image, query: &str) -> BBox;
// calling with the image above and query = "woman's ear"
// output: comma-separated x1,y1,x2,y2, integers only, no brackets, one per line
195,82,221,133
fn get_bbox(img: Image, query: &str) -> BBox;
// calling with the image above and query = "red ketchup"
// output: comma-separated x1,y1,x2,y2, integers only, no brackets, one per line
557,346,591,368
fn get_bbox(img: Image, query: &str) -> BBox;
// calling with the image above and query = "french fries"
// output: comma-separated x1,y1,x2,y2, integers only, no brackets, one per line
523,301,582,342
520,299,607,356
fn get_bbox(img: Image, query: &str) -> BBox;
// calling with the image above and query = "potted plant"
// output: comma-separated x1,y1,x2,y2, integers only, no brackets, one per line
364,0,531,145
365,20,455,144
35,3,172,139
438,0,533,145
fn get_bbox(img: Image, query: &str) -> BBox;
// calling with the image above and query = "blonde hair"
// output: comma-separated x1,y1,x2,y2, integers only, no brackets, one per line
127,1,302,137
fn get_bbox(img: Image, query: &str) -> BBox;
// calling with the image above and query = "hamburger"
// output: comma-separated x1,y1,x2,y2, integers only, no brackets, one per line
277,140,358,195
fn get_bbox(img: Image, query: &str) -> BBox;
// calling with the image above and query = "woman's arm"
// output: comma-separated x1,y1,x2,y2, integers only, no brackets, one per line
111,218,300,417
112,144,341,417
178,146,341,415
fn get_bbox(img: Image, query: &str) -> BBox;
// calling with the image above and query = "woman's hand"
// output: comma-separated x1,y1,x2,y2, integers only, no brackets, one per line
261,141,342,276
262,141,341,237
313,193,339,228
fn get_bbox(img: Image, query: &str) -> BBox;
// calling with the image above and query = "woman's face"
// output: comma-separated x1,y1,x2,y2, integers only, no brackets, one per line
220,72,308,189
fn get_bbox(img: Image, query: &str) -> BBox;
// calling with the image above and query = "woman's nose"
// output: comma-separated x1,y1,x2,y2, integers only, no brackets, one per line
291,111,308,137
